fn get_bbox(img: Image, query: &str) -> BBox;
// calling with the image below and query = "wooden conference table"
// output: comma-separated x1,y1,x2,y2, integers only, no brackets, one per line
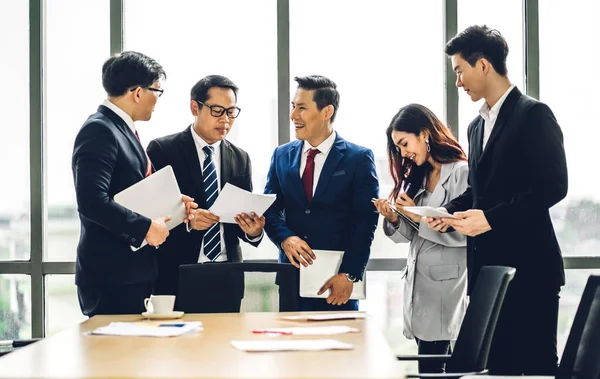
0,312,406,378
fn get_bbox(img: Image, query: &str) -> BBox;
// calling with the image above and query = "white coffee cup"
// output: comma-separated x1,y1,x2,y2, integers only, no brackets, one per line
144,295,176,315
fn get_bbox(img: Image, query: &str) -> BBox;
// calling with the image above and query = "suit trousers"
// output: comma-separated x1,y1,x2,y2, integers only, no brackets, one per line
77,283,154,317
415,338,452,373
487,283,560,375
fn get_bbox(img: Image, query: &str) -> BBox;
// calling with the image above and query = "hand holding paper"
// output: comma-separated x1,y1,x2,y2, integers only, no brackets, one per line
208,183,276,223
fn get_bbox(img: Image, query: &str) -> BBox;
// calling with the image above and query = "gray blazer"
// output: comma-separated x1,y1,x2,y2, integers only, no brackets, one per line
383,161,469,341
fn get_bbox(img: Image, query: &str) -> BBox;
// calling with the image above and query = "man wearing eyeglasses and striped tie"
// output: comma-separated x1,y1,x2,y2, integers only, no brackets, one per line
147,75,264,309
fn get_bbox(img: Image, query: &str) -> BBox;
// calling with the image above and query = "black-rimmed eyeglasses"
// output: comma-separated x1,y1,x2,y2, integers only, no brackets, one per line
130,86,164,97
195,100,241,118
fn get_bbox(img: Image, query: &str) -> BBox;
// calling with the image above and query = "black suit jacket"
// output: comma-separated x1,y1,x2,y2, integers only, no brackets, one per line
72,105,155,286
444,87,568,294
146,126,260,296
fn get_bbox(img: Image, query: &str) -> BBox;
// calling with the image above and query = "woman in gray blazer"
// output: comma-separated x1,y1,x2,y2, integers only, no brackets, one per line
374,104,469,374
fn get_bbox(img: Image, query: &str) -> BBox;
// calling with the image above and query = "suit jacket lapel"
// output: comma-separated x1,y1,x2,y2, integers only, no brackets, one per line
220,140,233,190
472,118,485,165
98,105,147,175
479,87,521,164
288,141,308,204
179,126,207,208
313,135,346,200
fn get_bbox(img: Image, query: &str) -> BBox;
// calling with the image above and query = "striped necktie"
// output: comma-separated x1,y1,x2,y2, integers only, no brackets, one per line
202,145,221,261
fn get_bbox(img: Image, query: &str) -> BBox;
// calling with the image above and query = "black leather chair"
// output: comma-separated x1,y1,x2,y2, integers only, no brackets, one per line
397,266,516,378
178,261,299,313
555,275,600,379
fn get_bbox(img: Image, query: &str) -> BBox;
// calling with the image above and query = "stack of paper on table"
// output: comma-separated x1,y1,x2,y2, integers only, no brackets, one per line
231,339,353,352
252,325,359,336
281,312,367,321
88,321,203,337
300,250,366,300
209,183,276,223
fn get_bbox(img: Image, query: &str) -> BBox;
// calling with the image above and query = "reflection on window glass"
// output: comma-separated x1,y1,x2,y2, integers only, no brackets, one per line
0,275,31,340
46,0,109,261
46,275,87,336
125,0,278,260
0,1,30,261
539,0,600,257
291,0,444,258
457,0,524,149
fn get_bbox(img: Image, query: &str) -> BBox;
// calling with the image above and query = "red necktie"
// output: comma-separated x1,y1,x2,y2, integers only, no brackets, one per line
302,148,320,203
134,130,152,177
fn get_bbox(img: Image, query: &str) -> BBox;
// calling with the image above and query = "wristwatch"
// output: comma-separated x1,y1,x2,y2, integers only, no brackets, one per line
344,273,359,283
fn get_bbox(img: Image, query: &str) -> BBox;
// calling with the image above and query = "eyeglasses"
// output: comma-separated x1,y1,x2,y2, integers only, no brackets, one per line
195,100,241,118
130,86,164,97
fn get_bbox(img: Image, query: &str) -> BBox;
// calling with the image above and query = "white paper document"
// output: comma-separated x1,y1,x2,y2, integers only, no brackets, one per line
402,206,458,219
231,339,353,352
88,321,203,337
113,165,187,250
209,183,276,223
281,312,367,322
300,250,366,300
252,325,359,336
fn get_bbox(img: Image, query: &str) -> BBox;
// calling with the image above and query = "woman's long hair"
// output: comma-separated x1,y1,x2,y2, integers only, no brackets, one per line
386,104,466,200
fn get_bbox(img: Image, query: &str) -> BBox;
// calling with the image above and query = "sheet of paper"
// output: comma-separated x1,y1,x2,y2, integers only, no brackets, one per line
281,312,367,322
299,250,366,300
231,339,353,352
252,325,359,336
88,321,203,337
209,183,276,223
113,165,187,250
402,206,458,219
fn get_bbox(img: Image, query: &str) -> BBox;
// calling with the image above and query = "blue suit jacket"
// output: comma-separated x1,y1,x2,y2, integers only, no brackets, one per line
264,134,379,280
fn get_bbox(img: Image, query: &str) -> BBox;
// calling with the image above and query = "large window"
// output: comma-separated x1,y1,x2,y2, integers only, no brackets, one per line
46,0,110,261
539,0,600,258
0,1,30,262
0,275,31,340
457,0,525,149
125,0,279,259
46,275,86,335
290,0,444,258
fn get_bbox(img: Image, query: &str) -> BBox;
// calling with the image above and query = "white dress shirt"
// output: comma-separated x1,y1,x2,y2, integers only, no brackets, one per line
299,130,337,195
479,84,515,149
191,130,228,263
102,99,137,135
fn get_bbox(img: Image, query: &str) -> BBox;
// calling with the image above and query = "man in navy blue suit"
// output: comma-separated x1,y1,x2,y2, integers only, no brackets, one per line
72,51,196,317
264,75,379,311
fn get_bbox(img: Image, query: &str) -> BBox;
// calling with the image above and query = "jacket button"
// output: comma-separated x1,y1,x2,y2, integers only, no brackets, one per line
123,233,129,238
131,238,136,243
305,209,311,214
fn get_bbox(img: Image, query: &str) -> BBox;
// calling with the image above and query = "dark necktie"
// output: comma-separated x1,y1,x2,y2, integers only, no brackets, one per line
134,130,152,177
302,148,321,203
202,145,221,261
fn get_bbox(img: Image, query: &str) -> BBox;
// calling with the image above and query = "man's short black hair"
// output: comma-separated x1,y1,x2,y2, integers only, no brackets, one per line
294,75,340,122
190,75,239,108
445,25,509,76
102,51,166,97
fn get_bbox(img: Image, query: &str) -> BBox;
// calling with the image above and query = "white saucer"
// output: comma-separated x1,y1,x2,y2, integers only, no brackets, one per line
141,311,184,320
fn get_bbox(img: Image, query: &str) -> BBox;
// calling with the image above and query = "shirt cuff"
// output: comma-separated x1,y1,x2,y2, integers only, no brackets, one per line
245,229,264,242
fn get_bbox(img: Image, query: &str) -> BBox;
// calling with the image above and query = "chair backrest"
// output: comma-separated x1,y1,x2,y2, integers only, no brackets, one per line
446,265,516,373
557,275,600,379
178,261,299,313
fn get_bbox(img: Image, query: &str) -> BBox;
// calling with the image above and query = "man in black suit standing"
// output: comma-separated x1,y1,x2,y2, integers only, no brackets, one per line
430,25,568,375
147,75,264,310
72,51,196,317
